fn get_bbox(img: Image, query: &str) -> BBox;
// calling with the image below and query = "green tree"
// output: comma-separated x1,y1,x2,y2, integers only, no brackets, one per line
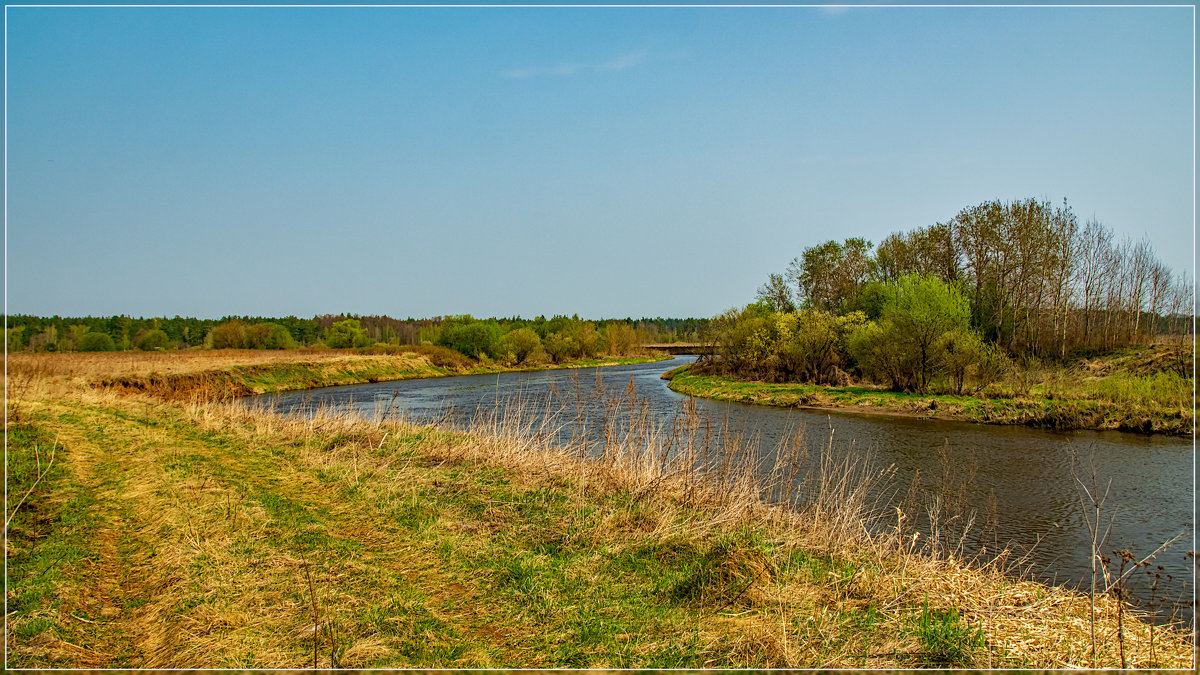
848,275,973,393
777,309,867,384
79,332,116,352
135,329,172,351
568,321,604,359
327,319,369,349
711,304,777,380
258,323,297,350
787,238,875,313
29,324,58,352
110,315,133,350
940,327,985,395
211,320,250,349
499,328,542,364
60,324,91,352
6,326,25,352
755,273,797,313
437,321,500,359
542,332,575,363
604,321,640,356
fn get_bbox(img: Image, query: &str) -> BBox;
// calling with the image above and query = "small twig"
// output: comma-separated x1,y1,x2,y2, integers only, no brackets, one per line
6,440,58,528
1103,534,1185,595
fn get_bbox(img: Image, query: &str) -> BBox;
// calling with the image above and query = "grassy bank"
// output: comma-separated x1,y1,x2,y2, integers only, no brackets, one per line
5,354,1194,668
7,347,670,401
665,348,1194,435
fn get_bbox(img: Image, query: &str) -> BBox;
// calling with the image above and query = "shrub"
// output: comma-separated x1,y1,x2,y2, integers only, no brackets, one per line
710,304,776,379
327,319,370,349
255,323,297,350
211,320,250,349
568,322,605,359
438,321,501,359
777,309,866,384
542,332,575,363
135,329,172,351
848,275,974,393
940,328,984,395
499,328,542,364
973,342,1012,393
78,332,116,352
605,321,641,356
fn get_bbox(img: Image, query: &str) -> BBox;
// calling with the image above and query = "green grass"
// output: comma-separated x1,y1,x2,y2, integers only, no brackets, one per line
5,421,106,667
1086,370,1192,408
667,366,1193,435
909,600,986,667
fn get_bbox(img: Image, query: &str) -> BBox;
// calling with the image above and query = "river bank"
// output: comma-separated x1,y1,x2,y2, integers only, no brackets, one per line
7,347,671,401
5,352,1193,668
664,364,1194,436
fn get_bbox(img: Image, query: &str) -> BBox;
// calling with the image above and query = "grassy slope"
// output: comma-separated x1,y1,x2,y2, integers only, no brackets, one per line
665,346,1194,435
5,356,1193,668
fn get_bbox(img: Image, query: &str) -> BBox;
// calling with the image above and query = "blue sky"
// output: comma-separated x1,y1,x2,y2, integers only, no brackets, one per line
5,5,1194,320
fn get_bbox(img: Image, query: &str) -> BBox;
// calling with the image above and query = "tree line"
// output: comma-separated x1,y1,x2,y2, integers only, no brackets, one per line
5,313,710,363
711,197,1193,393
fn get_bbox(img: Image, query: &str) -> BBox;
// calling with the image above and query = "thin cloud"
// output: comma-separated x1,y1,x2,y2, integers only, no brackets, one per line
816,6,854,16
502,49,649,79
817,4,877,17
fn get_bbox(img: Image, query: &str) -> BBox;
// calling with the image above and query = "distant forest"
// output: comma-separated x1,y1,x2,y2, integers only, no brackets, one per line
5,313,710,364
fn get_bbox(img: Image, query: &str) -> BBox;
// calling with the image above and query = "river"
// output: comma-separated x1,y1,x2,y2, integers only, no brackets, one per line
255,355,1195,624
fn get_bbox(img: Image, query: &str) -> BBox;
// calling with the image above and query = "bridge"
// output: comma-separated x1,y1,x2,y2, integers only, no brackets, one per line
642,342,715,355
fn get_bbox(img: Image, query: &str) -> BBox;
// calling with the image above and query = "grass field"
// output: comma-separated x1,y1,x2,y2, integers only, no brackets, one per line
4,351,1194,668
7,347,670,401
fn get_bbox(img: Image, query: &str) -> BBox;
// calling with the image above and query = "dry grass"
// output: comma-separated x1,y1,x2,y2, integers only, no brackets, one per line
8,348,363,379
5,352,1195,668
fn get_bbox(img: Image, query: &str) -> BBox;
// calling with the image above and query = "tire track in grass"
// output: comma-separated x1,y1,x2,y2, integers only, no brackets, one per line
24,395,503,667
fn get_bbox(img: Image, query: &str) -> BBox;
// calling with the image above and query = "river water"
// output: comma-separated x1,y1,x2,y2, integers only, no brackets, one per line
255,356,1195,623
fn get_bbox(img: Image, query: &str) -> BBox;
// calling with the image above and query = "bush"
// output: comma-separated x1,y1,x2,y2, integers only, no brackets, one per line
211,320,249,349
777,309,866,384
78,332,116,352
499,328,542,364
542,331,575,363
438,321,501,359
605,321,641,356
255,323,297,350
848,320,912,390
710,304,776,379
135,329,172,351
568,322,605,359
848,275,973,393
355,343,477,370
327,319,370,349
212,320,297,350
940,328,984,395
973,342,1012,393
